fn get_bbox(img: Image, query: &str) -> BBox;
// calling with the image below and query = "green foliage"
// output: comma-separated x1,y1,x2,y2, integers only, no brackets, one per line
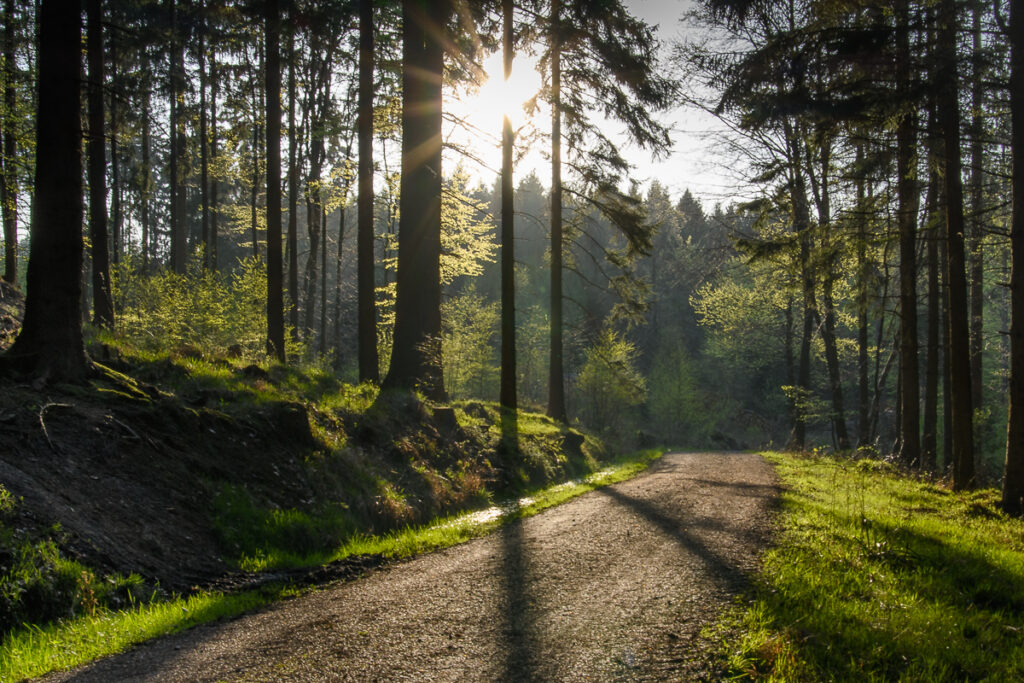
717,451,1024,681
442,289,499,400
647,340,709,445
576,328,646,438
111,255,299,360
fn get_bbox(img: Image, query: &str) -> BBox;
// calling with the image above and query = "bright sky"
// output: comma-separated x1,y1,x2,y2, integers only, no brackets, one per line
444,0,746,209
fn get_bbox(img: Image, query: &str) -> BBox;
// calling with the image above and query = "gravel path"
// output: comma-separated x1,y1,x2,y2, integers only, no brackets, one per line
48,452,778,682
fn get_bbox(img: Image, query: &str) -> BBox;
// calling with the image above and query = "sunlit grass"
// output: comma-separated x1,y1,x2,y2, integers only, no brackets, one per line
714,451,1024,681
0,586,295,682
3,448,663,681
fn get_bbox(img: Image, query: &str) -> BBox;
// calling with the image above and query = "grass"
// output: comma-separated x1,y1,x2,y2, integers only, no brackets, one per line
0,448,663,682
714,450,1024,682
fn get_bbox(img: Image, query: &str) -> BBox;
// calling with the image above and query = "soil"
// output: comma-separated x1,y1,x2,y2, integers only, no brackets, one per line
45,451,779,682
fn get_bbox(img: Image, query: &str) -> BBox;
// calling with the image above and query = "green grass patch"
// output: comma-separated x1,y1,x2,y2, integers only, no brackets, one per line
0,583,296,682
716,451,1024,681
2,448,662,680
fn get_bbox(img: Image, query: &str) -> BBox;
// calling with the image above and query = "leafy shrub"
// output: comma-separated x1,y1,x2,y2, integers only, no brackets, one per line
112,255,299,359
575,328,646,439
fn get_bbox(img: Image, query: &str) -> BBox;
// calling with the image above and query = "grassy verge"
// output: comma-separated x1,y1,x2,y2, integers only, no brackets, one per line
0,448,663,682
713,451,1024,681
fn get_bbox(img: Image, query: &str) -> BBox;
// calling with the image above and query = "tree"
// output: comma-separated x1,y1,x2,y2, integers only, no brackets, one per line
895,0,920,466
1,0,16,284
382,0,451,399
938,0,975,489
1003,0,1023,514
499,0,517,411
87,0,113,329
2,0,87,381
357,0,379,383
542,0,673,422
265,0,284,361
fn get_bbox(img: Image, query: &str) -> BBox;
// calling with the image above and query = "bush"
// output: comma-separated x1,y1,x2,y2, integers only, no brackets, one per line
112,254,298,359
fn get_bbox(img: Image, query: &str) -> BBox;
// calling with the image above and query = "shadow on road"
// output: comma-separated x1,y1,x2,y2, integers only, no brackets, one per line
596,485,750,594
498,408,538,681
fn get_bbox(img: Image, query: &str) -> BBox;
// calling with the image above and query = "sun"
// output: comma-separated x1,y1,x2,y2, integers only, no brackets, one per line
445,50,547,183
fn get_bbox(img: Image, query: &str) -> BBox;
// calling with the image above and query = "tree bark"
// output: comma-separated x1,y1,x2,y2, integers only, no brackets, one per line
500,0,517,412
287,26,298,337
3,0,87,381
2,0,17,283
923,118,941,472
199,27,209,269
357,0,379,382
382,0,449,400
547,0,566,422
141,86,151,272
168,0,186,273
87,0,113,329
209,52,218,271
265,0,284,362
896,0,920,467
855,146,870,447
1003,0,1024,514
968,1,985,414
939,0,975,489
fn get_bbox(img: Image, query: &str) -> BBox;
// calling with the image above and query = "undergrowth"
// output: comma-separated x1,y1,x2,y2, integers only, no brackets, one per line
713,451,1024,681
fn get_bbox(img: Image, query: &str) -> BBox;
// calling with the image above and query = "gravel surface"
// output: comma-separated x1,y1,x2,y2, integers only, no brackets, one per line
47,451,778,682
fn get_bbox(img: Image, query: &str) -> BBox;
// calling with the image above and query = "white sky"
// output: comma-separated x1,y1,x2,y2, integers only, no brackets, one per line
445,0,746,209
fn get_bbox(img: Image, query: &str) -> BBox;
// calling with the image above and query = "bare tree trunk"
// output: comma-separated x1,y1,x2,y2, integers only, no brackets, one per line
969,1,985,415
1,0,15,283
3,0,87,381
855,146,871,447
382,0,450,400
547,0,566,422
141,86,151,272
209,53,218,271
199,28,209,269
265,0,284,361
168,0,186,273
357,0,379,381
288,24,299,338
896,0,920,466
1003,0,1024,514
500,0,517,412
939,0,976,489
87,0,112,329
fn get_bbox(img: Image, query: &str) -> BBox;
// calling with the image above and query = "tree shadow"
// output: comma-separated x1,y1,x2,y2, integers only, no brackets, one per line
595,485,752,594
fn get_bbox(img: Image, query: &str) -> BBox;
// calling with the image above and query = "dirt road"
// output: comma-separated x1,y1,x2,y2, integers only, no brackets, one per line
48,452,778,682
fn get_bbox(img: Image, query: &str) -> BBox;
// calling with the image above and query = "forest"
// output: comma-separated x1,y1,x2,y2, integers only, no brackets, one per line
0,0,1022,679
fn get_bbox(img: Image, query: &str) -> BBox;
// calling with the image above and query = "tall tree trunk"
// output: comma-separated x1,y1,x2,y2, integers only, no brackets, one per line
168,0,186,273
969,1,985,414
810,137,849,450
923,117,941,472
209,53,218,270
547,0,566,422
1,0,15,283
896,0,921,466
265,0,284,361
199,28,209,269
334,201,346,368
288,24,299,338
382,0,449,399
941,233,954,468
785,120,814,451
141,86,151,272
319,203,327,356
1003,0,1024,514
110,54,121,266
939,0,976,489
856,146,871,447
3,0,87,380
500,0,517,412
87,0,112,329
357,0,379,382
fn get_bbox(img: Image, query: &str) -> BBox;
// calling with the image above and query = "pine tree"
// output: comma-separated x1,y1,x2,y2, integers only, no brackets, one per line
2,0,87,381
